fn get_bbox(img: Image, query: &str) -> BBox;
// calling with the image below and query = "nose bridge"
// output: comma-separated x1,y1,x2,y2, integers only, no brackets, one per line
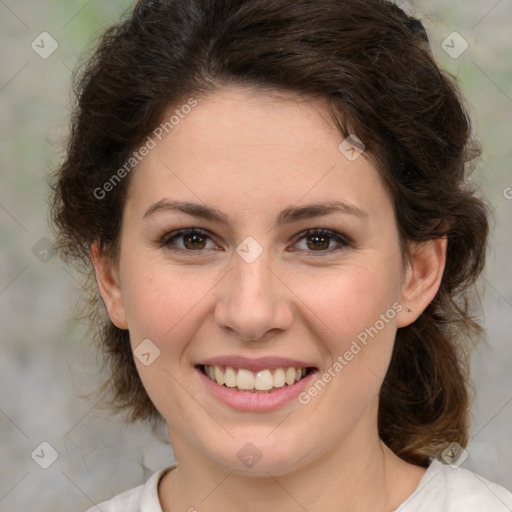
235,251,273,301
214,246,292,341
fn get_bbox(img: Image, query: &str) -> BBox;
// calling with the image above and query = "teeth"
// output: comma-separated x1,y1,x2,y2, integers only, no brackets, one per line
214,365,225,386
203,365,309,392
237,369,254,390
255,369,273,391
273,368,286,388
224,367,237,388
285,367,296,385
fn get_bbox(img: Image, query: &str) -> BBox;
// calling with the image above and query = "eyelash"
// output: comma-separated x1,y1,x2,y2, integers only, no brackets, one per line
158,227,351,257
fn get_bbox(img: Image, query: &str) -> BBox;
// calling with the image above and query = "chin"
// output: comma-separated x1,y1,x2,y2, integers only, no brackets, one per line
198,431,311,477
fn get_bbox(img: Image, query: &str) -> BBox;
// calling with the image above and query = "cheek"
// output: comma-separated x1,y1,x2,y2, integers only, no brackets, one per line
120,259,214,420
119,254,208,346
296,263,400,336
290,260,401,389
292,267,400,431
119,257,232,385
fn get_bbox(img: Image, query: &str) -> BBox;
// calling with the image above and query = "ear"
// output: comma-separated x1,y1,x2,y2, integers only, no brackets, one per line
396,237,447,328
91,240,128,330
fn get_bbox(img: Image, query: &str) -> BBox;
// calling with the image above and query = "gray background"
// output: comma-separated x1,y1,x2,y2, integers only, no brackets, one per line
1,0,511,510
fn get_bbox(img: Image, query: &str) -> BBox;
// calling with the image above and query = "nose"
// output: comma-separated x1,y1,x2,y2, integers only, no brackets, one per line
214,250,294,342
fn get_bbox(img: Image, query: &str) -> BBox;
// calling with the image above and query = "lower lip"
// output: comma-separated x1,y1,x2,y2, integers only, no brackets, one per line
196,367,318,412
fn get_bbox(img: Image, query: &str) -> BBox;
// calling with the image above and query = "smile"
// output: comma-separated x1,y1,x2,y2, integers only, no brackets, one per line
196,356,319,411
201,365,312,393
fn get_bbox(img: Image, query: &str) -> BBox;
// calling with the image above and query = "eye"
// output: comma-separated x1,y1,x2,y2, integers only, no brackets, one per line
159,228,218,252
291,228,351,255
158,227,351,256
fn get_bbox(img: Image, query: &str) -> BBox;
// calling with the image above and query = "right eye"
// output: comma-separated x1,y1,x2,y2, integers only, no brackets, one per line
159,228,220,252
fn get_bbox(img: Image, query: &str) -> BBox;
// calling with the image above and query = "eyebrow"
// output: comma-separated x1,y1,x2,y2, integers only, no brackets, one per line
143,199,368,227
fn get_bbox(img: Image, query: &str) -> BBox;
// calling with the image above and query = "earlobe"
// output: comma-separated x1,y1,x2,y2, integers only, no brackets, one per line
396,237,447,328
91,240,128,330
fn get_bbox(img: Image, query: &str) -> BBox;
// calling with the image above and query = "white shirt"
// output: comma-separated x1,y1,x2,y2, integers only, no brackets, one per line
86,460,512,511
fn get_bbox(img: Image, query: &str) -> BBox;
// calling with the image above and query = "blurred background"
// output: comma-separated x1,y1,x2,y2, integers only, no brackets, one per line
1,0,511,510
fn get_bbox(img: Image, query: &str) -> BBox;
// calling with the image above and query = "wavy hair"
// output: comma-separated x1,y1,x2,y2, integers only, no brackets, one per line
51,0,488,466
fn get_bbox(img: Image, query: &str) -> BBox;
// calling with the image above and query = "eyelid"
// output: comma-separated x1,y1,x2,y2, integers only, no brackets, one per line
158,227,352,255
158,227,219,250
289,228,352,255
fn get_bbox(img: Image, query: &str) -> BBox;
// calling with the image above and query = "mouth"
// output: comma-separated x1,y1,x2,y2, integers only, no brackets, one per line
195,356,319,411
199,364,314,393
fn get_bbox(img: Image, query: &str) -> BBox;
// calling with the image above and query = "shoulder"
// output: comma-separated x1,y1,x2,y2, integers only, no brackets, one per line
84,466,175,512
398,459,512,511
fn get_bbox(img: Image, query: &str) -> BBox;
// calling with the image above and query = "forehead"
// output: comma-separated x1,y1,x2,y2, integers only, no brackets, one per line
126,86,392,223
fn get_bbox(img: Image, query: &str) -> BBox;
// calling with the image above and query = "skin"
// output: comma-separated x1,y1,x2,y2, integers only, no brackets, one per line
92,86,446,511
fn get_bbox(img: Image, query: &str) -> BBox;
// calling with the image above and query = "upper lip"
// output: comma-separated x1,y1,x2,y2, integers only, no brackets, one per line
198,356,316,372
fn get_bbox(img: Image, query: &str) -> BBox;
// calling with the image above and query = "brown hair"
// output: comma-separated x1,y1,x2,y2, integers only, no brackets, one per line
51,0,488,466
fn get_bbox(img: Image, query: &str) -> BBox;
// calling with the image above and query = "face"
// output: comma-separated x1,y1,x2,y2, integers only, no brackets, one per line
94,86,441,476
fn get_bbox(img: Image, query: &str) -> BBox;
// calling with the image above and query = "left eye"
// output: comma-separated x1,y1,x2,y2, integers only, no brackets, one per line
292,228,350,254
159,228,350,255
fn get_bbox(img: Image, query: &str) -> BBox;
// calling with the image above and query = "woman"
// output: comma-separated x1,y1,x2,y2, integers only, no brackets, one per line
51,0,512,510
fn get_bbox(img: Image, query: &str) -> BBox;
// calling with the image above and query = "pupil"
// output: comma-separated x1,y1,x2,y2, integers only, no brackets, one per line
184,234,206,249
308,235,329,250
